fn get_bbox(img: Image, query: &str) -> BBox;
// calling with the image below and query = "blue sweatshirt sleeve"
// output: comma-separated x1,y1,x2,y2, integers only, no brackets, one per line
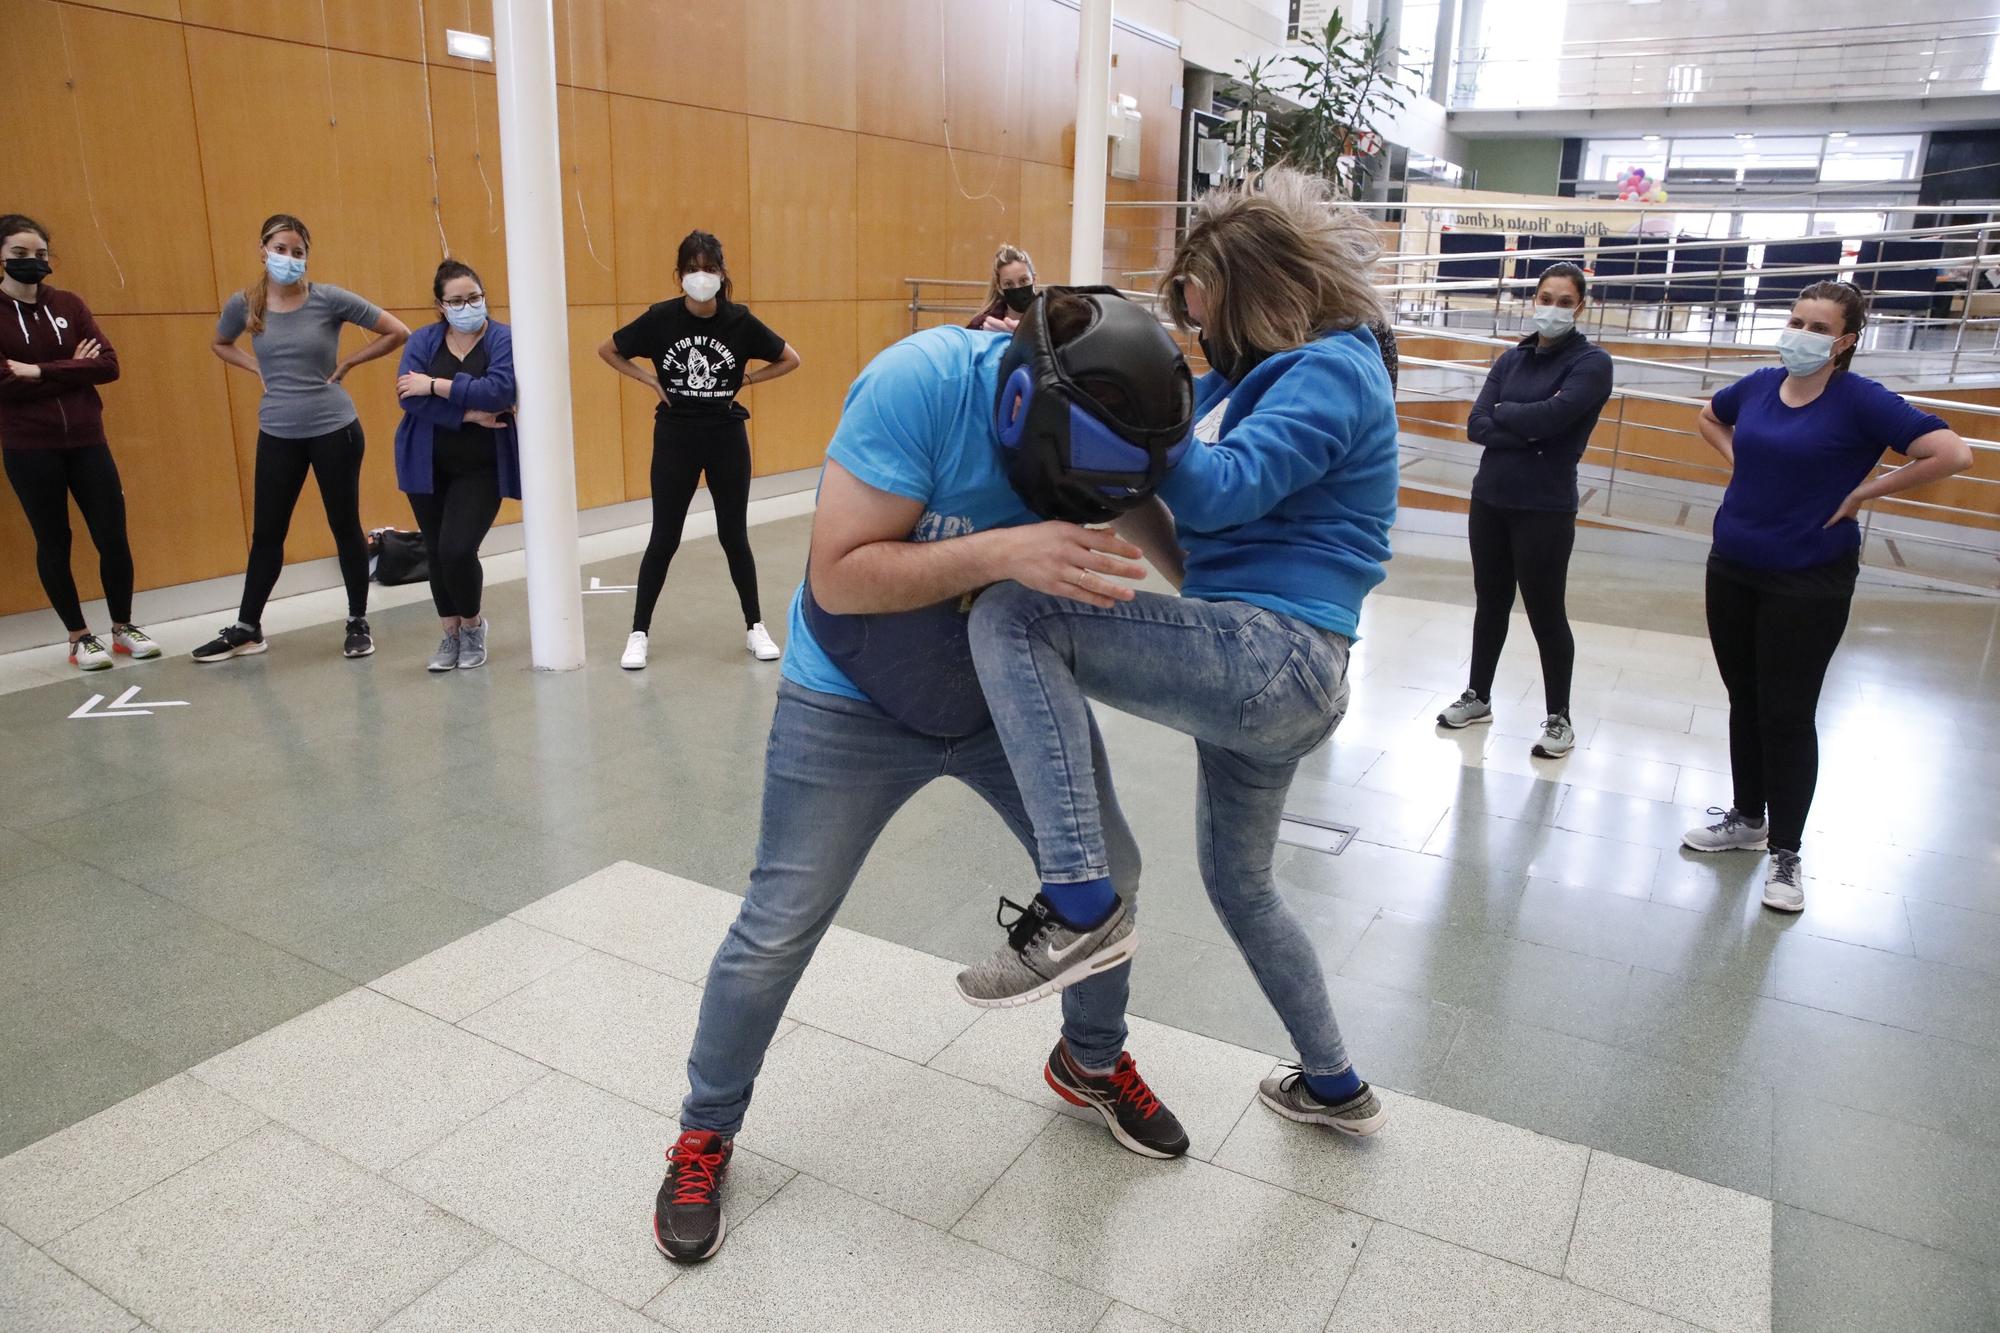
395,328,465,427
446,323,516,413
1159,348,1363,532
1467,352,1531,450
1492,350,1613,441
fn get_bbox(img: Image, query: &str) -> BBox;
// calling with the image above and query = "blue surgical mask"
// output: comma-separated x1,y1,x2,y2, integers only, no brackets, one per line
1531,304,1576,339
1777,327,1836,376
444,300,487,332
264,251,306,285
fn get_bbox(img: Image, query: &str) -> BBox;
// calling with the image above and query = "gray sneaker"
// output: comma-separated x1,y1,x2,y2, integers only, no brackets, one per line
1531,713,1575,758
956,894,1136,1008
427,632,460,673
457,620,488,670
1682,806,1769,853
1762,849,1805,913
1437,689,1492,729
1258,1066,1388,1137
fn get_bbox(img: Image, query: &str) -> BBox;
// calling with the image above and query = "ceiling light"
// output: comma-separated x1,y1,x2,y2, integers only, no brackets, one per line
445,28,493,61
1927,68,1942,80
1828,131,1848,139
1642,134,1661,142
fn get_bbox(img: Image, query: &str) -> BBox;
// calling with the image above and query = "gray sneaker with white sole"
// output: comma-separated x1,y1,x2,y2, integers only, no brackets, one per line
1682,806,1769,853
1762,849,1805,912
1532,713,1576,758
1257,1066,1388,1136
956,893,1135,1008
1437,689,1492,729
457,621,488,670
427,632,460,673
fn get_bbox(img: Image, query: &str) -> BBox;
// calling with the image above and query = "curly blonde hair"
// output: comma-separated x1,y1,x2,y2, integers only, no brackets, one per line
984,244,1035,307
1160,168,1383,371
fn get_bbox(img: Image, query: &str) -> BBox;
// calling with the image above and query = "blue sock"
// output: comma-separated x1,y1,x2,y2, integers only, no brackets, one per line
1040,877,1116,930
1304,1067,1363,1103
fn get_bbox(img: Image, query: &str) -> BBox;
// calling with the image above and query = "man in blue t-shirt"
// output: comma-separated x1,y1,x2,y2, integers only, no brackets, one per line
653,302,1193,1265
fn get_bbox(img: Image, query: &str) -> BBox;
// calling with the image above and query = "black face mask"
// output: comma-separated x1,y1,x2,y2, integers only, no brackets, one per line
4,257,52,286
1198,332,1268,383
1000,284,1036,314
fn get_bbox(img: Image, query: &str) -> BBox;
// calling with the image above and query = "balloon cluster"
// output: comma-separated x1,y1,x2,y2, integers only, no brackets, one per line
1616,166,1669,204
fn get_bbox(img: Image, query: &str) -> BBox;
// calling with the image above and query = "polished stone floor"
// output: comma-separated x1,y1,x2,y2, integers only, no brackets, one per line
1,506,1997,1330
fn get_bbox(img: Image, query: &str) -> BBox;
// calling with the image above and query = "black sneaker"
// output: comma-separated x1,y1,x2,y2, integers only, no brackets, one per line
342,617,375,659
191,624,266,663
653,1129,731,1264
1044,1041,1190,1159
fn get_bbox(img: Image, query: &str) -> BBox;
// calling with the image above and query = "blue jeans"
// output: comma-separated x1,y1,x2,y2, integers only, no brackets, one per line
680,680,1137,1135
969,583,1357,1079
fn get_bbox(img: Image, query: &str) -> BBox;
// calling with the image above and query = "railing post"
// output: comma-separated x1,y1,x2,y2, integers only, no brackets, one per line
908,279,920,336
1605,393,1627,518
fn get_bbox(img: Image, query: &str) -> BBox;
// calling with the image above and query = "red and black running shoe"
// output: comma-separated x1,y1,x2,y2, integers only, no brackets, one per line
653,1129,732,1263
1044,1041,1190,1160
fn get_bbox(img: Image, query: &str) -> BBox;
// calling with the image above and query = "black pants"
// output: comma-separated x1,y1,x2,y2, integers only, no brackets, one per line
3,443,135,633
406,456,501,620
240,422,370,625
634,417,760,633
1705,562,1852,853
1467,497,1576,714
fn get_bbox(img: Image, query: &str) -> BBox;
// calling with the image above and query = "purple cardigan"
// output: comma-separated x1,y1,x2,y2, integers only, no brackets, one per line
393,319,521,499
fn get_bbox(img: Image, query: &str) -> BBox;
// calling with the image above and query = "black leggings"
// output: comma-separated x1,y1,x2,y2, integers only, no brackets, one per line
3,443,135,633
240,422,370,625
1467,497,1577,715
406,458,501,620
634,417,759,633
1706,563,1852,854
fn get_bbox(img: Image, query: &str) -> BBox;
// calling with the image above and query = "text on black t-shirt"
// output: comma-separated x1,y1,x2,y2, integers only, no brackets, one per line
610,298,786,419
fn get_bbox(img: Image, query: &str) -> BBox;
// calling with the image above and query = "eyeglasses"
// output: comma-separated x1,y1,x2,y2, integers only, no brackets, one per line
440,293,486,309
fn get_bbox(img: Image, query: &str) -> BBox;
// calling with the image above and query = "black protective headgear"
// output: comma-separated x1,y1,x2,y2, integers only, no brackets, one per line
994,286,1194,523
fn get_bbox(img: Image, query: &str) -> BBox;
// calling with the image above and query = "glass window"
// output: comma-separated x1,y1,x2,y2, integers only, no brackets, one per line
1582,139,1668,184
1819,134,1925,182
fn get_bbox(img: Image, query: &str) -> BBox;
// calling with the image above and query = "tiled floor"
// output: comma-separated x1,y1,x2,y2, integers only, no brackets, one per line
3,861,1773,1333
2,507,1999,1328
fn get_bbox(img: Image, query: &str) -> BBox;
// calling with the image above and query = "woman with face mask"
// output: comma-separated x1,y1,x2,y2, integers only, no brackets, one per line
597,230,801,670
1685,282,1971,912
969,244,1038,332
0,213,161,671
392,259,516,672
1440,262,1613,759
194,213,410,663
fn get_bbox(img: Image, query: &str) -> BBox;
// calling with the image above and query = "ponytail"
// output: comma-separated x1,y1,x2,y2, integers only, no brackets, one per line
243,212,311,336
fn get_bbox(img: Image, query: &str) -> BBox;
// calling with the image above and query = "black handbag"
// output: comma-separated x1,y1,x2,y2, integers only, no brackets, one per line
370,528,430,586
801,574,993,739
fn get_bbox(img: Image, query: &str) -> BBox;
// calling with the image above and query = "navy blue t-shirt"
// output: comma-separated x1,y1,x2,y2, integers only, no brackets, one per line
1708,368,1947,571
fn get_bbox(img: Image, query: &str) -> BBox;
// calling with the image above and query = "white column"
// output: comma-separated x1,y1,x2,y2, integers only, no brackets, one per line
493,0,585,670
1070,0,1113,285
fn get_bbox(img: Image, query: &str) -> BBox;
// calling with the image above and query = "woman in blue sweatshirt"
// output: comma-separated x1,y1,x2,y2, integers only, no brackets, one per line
1683,282,1969,912
393,259,518,672
1439,263,1612,757
960,169,1400,1137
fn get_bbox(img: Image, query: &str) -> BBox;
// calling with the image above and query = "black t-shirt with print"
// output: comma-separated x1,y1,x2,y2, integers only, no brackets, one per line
611,298,785,421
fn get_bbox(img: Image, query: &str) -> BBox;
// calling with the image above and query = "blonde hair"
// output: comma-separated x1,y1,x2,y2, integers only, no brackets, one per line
985,243,1035,307
1161,168,1383,371
243,213,311,336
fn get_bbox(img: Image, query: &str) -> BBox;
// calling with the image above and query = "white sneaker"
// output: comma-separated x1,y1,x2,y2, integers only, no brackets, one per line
69,634,114,672
1682,807,1769,853
621,630,649,670
1762,849,1806,913
112,625,162,660
745,623,780,661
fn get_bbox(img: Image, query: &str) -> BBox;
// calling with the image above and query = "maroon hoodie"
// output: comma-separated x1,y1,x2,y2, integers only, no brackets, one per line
0,286,120,452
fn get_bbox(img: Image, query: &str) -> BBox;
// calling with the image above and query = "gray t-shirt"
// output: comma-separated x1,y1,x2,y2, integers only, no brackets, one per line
217,283,384,438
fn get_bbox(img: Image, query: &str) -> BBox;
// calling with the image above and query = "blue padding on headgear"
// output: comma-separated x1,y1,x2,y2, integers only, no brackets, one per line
1067,402,1151,475
997,366,1034,447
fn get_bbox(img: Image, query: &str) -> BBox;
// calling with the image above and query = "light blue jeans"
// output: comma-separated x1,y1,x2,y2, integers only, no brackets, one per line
969,583,1356,1079
680,680,1137,1135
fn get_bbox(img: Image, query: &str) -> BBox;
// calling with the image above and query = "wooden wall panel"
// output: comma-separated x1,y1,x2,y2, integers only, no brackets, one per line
558,88,619,308
607,98,752,305
1113,28,1183,187
855,299,913,368
1020,0,1079,167
856,137,947,302
603,0,745,113
855,0,945,146
744,0,858,131
748,120,859,303
1016,161,1073,287
1,4,215,316
744,302,859,477
940,0,1026,160
553,0,609,91
427,66,510,308
613,303,657,500
942,153,1023,295
565,304,627,512
65,0,182,19
178,0,422,62
185,30,441,312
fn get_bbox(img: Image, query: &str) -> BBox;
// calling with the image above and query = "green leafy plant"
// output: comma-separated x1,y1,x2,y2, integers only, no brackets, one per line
1224,13,1414,197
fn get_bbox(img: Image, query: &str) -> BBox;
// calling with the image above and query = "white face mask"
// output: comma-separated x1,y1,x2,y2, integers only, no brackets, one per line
1530,304,1576,338
681,271,722,303
1777,327,1837,377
